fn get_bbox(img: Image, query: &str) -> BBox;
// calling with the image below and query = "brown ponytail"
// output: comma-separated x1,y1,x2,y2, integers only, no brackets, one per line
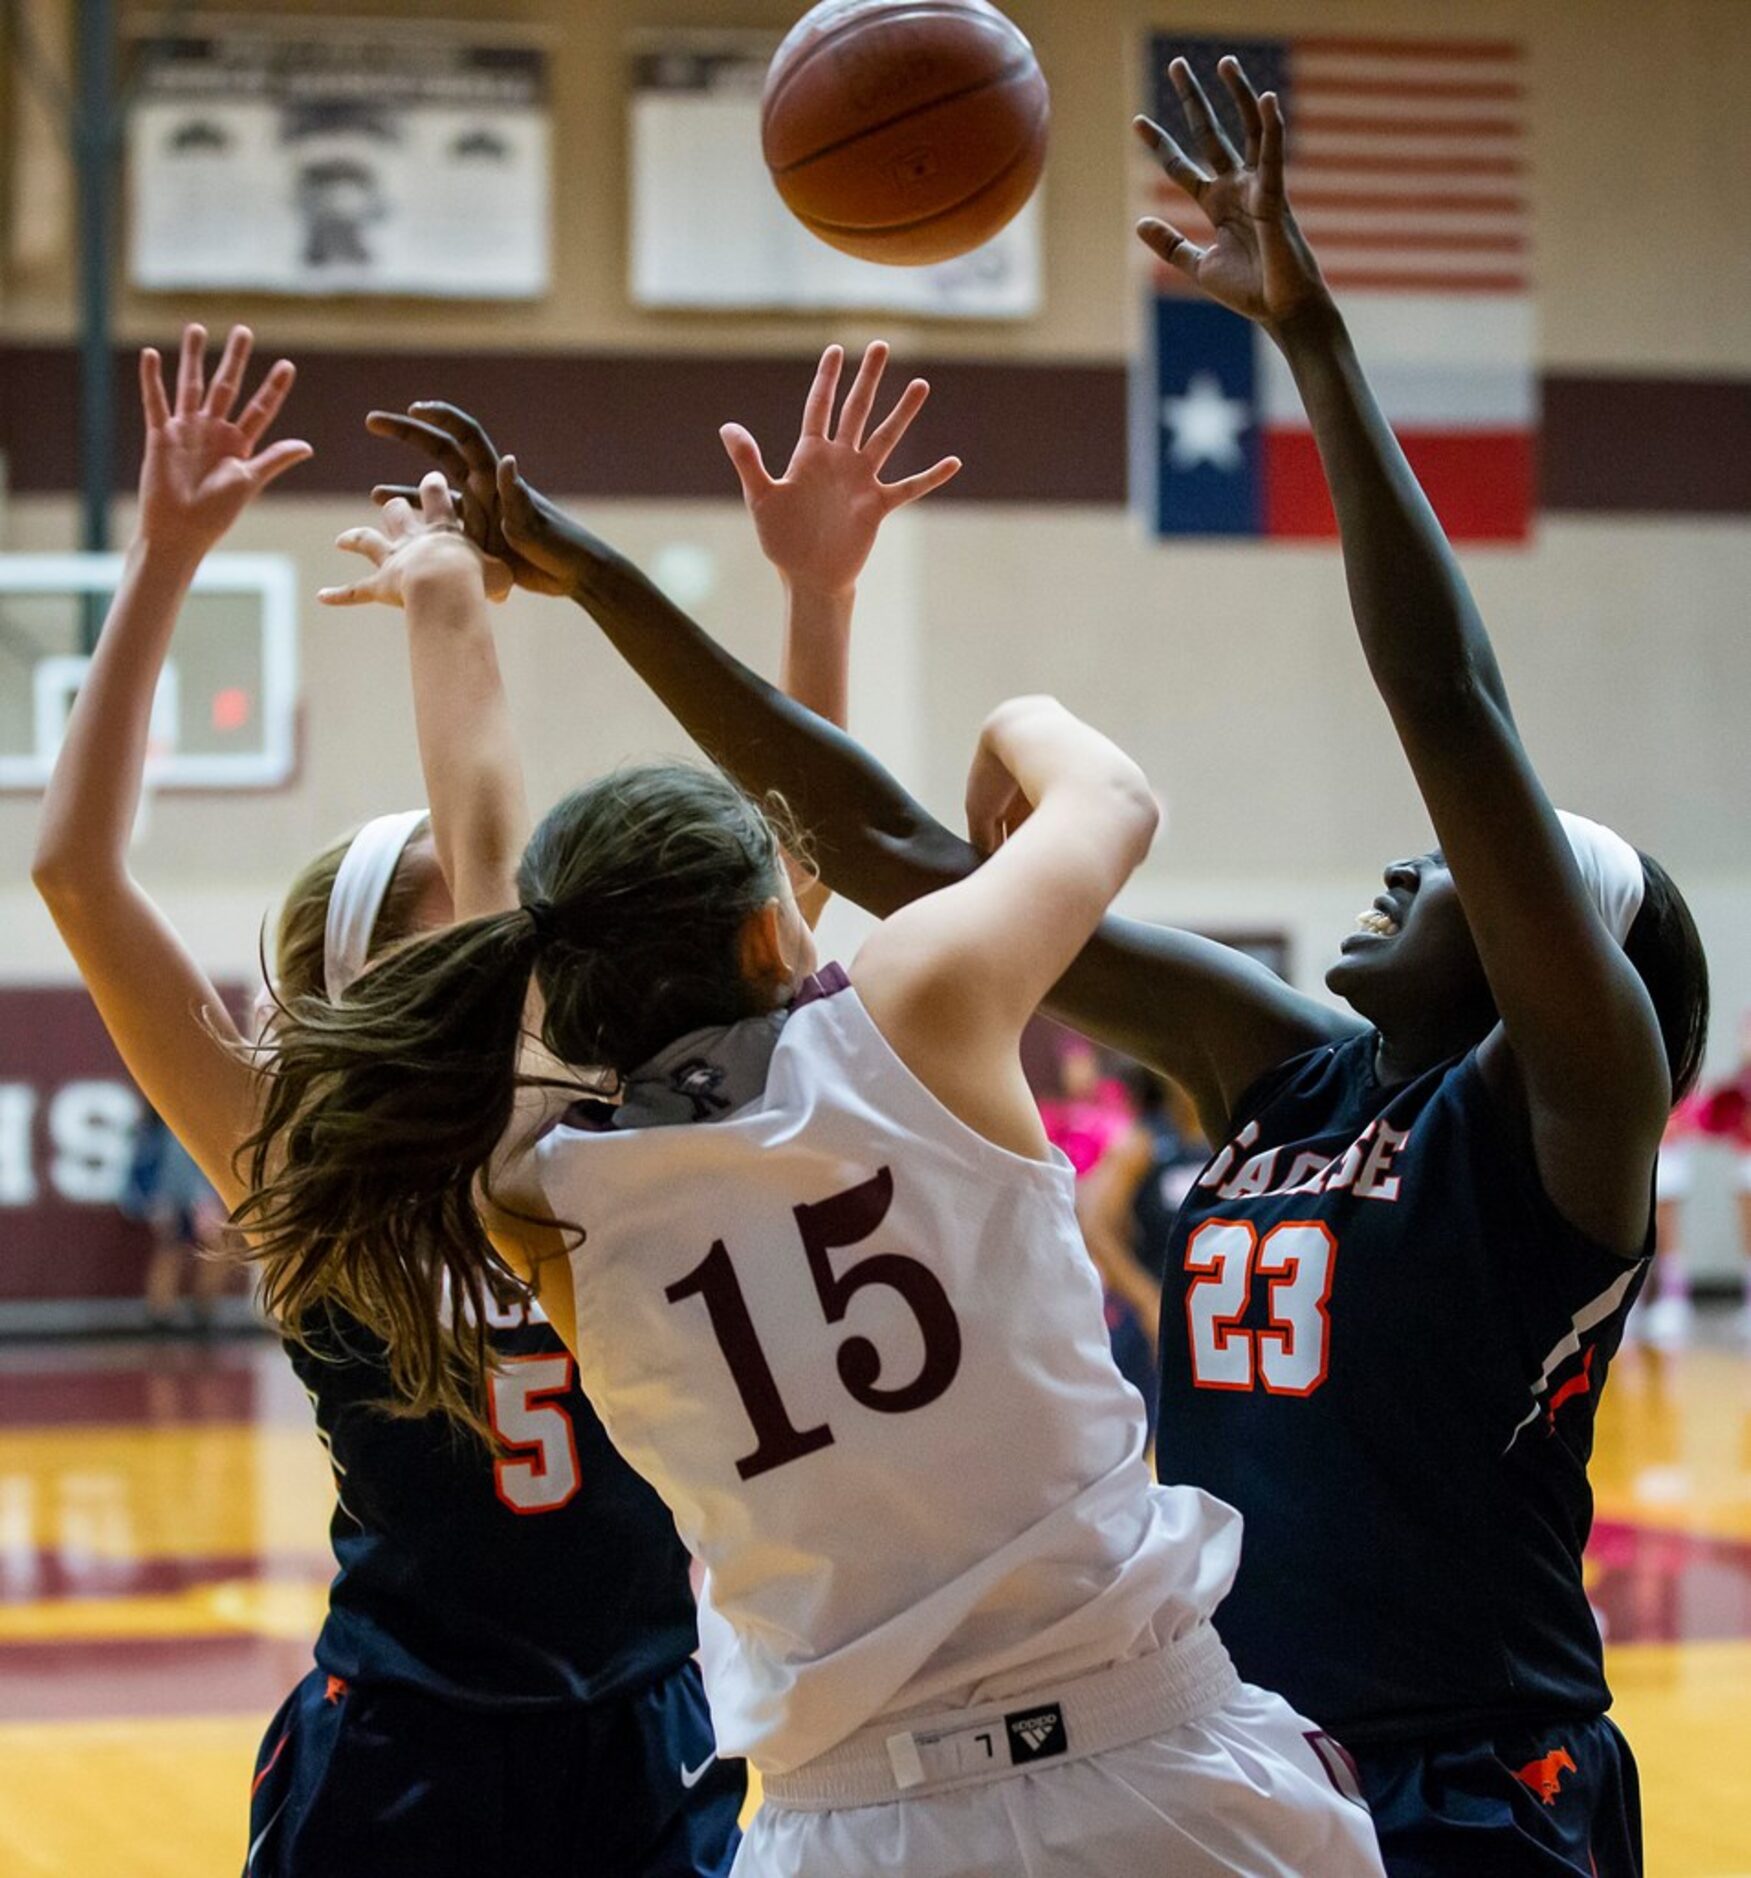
236,907,542,1438
237,761,790,1436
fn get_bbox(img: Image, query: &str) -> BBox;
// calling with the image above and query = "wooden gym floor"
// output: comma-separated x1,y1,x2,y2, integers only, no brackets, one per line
0,1318,1747,1876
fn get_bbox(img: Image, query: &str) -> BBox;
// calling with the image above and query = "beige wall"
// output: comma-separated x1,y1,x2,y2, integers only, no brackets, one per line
4,1,1750,1263
7,0,1751,371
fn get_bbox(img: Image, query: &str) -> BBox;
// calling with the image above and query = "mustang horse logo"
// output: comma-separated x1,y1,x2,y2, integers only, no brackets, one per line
1513,1747,1577,1806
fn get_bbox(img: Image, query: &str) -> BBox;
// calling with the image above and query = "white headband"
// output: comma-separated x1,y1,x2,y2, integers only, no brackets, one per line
323,810,428,1002
1557,811,1645,946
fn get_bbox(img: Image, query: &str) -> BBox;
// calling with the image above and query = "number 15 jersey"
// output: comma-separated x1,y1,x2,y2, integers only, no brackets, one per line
533,968,1240,1776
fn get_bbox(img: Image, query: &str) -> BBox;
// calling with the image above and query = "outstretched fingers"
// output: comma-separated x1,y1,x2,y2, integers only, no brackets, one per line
495,455,574,585
881,454,962,510
1257,91,1287,205
203,325,254,421
317,579,380,608
1218,57,1264,168
318,535,385,604
366,411,470,481
372,482,463,514
1134,115,1208,203
834,340,890,450
174,324,207,417
406,401,501,478
1169,57,1240,174
418,469,458,525
1136,217,1206,280
140,349,171,430
864,376,929,470
719,423,774,502
334,526,392,567
798,344,845,441
236,359,297,447
379,495,416,540
245,436,314,491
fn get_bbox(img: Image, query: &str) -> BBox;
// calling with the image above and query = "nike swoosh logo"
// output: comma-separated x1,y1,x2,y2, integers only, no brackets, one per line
680,1753,717,1789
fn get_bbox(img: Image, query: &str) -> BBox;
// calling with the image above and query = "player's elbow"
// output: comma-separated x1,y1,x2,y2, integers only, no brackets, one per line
29,841,94,910
1382,657,1504,745
1087,767,1160,876
1118,772,1162,866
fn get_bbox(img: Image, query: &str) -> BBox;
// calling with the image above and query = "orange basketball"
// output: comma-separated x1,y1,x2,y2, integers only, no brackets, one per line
761,0,1049,266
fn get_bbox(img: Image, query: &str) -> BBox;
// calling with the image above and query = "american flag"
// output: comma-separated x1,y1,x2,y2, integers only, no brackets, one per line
1138,33,1535,542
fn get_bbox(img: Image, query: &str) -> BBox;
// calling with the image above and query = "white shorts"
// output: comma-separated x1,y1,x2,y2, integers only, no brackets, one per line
735,1647,1384,1878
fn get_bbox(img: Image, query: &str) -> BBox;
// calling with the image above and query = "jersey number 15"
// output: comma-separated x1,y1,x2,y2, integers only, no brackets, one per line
665,1167,964,1480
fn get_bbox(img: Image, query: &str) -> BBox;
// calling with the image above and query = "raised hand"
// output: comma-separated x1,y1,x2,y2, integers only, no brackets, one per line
1133,56,1328,334
365,402,572,596
383,440,645,603
722,342,961,598
320,471,511,609
137,324,311,557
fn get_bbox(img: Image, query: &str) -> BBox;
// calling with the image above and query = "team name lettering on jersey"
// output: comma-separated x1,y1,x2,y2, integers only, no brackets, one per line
1199,1119,1409,1205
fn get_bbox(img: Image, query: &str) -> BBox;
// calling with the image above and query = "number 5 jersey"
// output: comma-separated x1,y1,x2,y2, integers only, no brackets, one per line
287,1300,700,1707
1155,1030,1649,1746
532,966,1243,1777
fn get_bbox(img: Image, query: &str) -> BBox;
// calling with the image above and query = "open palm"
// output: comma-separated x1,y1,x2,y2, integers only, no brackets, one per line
722,342,961,597
138,324,310,555
1133,56,1327,333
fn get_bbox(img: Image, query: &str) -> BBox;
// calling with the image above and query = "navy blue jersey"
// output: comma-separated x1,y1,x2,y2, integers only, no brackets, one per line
1156,1032,1648,1745
291,1298,698,1709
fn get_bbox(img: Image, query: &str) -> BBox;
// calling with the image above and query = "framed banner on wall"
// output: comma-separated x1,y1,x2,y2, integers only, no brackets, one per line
629,35,1041,317
128,22,550,298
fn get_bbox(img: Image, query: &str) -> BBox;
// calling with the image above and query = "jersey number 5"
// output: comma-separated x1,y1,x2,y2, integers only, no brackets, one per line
1185,1219,1336,1396
665,1167,963,1481
489,1353,583,1513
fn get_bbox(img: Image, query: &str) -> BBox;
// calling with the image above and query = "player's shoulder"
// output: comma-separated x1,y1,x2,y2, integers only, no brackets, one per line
1230,1026,1379,1134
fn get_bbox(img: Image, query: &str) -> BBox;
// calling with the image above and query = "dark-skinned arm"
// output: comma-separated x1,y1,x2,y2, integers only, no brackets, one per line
367,406,1354,1142
1139,57,1669,1250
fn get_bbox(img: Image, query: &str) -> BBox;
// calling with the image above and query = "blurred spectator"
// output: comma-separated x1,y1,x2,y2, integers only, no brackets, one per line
1695,1012,1751,1338
1638,1092,1709,1346
120,1107,228,1331
1635,1010,1751,1345
1076,1067,1209,1442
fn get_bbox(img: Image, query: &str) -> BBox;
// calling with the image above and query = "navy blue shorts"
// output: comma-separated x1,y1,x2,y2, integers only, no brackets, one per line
1354,1714,1642,1877
246,1658,743,1877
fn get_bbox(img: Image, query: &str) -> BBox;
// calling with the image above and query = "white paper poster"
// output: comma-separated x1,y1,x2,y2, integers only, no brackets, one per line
629,38,1041,318
128,25,549,298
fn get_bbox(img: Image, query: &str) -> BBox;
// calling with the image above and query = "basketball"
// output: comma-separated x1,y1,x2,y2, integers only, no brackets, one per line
761,0,1049,266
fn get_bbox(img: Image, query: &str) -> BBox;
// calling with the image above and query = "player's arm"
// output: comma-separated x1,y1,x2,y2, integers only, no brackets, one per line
721,340,961,925
30,326,311,1207
319,471,526,922
852,698,1160,1157
367,401,1352,1140
1139,58,1668,1248
1078,1126,1164,1337
316,473,576,1331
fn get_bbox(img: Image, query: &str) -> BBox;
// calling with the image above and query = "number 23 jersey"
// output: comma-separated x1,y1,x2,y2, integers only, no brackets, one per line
533,968,1241,1776
1156,1031,1649,1744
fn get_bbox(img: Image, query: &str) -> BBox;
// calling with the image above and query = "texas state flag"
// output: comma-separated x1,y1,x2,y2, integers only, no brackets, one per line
1140,31,1535,543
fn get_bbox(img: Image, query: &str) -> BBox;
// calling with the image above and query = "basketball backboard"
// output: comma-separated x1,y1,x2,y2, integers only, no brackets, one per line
0,553,298,790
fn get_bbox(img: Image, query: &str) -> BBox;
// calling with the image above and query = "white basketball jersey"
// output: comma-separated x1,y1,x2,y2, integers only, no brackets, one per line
533,971,1241,1775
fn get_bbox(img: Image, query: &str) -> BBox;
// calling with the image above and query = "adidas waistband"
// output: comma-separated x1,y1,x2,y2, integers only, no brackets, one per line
761,1622,1238,1812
